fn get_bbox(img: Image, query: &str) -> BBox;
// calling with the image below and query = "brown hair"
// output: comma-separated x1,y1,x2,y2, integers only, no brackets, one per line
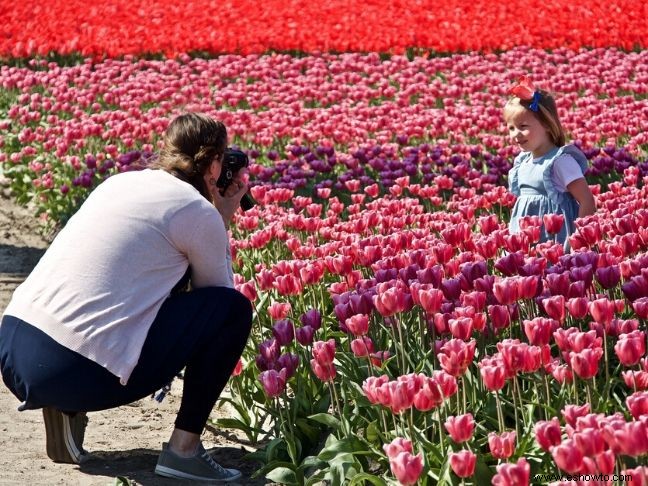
504,90,566,147
149,113,227,199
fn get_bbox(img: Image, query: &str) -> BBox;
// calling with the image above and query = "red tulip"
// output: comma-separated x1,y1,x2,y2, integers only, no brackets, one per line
614,421,648,456
491,457,530,486
534,417,562,452
363,375,390,404
460,291,487,311
433,370,458,398
450,450,476,478
444,413,475,443
238,281,257,301
488,431,516,459
573,428,607,457
231,359,243,376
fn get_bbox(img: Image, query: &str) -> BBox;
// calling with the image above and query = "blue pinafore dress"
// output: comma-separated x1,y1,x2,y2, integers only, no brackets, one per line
508,145,589,247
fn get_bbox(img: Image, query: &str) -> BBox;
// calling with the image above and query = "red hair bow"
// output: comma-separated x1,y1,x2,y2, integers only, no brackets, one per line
509,76,536,100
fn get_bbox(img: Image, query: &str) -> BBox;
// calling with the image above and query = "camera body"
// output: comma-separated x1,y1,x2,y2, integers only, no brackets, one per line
216,148,254,211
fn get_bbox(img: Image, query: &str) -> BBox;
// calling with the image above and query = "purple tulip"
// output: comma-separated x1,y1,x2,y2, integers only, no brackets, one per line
259,369,287,398
595,266,621,290
300,308,322,330
272,319,294,346
295,325,315,346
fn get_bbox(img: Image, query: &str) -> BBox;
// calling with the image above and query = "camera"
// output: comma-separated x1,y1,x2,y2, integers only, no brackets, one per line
216,148,255,211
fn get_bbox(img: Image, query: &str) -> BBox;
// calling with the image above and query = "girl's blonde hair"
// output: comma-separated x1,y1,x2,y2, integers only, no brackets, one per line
149,112,227,200
504,90,566,147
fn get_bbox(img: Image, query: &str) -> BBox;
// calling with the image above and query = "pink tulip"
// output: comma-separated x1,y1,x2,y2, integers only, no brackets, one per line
552,439,584,473
444,413,475,443
345,314,370,336
534,417,562,452
543,213,565,234
389,451,423,486
438,339,476,377
312,339,336,365
615,330,646,366
491,457,530,486
350,336,375,357
479,363,507,391
542,295,566,323
383,437,413,458
310,359,336,382
570,348,604,379
488,431,516,459
562,404,591,428
450,450,476,478
589,298,616,325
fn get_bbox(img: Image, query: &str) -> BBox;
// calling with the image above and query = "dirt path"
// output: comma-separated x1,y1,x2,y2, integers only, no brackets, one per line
0,195,267,485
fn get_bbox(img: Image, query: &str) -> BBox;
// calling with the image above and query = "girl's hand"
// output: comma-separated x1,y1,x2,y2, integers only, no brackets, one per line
212,171,248,226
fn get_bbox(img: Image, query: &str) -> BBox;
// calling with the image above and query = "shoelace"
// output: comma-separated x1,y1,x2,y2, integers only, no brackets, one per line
200,450,229,476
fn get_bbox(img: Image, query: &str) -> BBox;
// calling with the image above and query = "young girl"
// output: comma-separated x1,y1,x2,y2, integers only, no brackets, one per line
505,77,596,247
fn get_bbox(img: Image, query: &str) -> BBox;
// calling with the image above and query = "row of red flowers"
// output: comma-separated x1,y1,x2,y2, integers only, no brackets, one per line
1,0,645,59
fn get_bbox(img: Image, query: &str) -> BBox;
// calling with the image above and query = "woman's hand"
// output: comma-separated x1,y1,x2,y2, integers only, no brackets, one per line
211,171,249,226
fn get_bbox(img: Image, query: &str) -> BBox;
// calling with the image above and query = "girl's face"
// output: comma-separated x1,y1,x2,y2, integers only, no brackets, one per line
504,105,555,158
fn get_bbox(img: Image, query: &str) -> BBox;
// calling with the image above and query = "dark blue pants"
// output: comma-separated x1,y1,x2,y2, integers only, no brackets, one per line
0,287,252,434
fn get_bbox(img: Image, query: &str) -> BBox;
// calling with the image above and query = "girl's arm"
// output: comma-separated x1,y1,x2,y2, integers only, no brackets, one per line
566,178,596,217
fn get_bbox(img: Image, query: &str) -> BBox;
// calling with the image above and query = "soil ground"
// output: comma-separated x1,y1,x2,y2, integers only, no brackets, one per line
0,194,268,486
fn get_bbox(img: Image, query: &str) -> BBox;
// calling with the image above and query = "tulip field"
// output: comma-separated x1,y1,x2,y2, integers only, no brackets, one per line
1,0,648,485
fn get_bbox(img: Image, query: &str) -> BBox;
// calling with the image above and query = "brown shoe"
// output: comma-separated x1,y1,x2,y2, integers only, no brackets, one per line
42,407,89,464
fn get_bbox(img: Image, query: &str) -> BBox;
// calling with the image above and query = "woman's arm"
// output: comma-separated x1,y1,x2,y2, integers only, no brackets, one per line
566,178,596,218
